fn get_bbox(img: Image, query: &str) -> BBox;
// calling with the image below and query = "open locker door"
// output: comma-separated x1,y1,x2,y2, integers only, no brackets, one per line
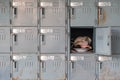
95,27,111,55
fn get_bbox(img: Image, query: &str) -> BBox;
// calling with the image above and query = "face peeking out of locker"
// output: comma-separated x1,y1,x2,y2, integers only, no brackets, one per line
71,36,92,53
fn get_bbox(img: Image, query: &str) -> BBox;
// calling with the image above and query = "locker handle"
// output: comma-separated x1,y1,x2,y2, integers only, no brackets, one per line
41,8,45,18
14,61,17,68
41,61,45,68
42,34,45,42
13,7,17,17
13,34,17,42
71,7,75,19
99,62,102,70
98,7,106,24
71,61,74,69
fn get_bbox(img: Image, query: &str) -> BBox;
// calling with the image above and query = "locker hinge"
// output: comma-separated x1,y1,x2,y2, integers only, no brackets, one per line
10,28,12,34
10,55,12,60
38,29,40,34
65,19,67,25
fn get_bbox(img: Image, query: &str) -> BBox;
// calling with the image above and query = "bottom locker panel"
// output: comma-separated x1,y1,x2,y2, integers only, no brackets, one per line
70,54,96,80
12,53,38,80
0,54,10,80
40,54,66,80
99,55,120,80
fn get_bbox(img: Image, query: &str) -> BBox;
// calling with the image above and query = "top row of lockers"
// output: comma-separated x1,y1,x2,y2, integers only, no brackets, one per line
0,0,120,27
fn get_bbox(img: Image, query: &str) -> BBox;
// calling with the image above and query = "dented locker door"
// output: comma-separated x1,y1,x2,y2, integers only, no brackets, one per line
40,27,65,53
12,0,37,26
12,54,38,80
0,27,10,52
98,0,120,26
0,0,10,26
40,0,66,26
111,27,120,54
98,55,120,80
0,54,10,80
95,27,111,55
40,54,66,80
70,0,96,27
70,54,96,80
12,27,37,53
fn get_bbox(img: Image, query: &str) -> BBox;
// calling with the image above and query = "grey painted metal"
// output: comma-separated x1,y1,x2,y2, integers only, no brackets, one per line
70,0,96,27
0,54,10,80
0,0,10,26
98,0,120,26
40,54,66,80
95,27,111,55
111,27,120,54
40,0,66,26
40,27,65,53
70,54,96,80
12,27,37,53
12,0,37,26
12,53,38,80
0,27,10,52
98,55,120,80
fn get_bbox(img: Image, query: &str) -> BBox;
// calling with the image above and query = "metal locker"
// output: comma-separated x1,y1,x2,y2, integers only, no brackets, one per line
12,27,37,53
70,0,96,27
40,27,65,53
0,54,10,80
70,54,96,80
12,54,38,80
12,0,37,26
98,0,120,26
95,27,111,55
0,0,10,26
111,27,120,54
98,55,120,80
40,54,66,80
40,0,66,26
0,27,10,52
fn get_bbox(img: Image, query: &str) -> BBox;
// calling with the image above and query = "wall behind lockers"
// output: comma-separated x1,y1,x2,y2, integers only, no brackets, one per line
0,0,120,80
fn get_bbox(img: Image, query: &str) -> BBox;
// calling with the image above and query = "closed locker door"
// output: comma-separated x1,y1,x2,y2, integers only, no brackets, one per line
40,54,66,80
12,27,37,53
0,0,10,26
98,55,120,80
98,0,120,26
95,27,111,55
70,54,96,80
12,0,37,26
111,27,120,54
40,27,65,53
40,0,66,26
12,54,38,80
0,54,10,80
0,27,10,52
70,0,96,27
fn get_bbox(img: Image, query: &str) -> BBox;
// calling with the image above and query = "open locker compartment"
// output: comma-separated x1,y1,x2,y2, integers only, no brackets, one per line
12,27,38,53
40,54,66,80
70,27,94,53
70,27,111,55
0,54,11,80
12,53,38,80
98,55,120,80
70,54,96,80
